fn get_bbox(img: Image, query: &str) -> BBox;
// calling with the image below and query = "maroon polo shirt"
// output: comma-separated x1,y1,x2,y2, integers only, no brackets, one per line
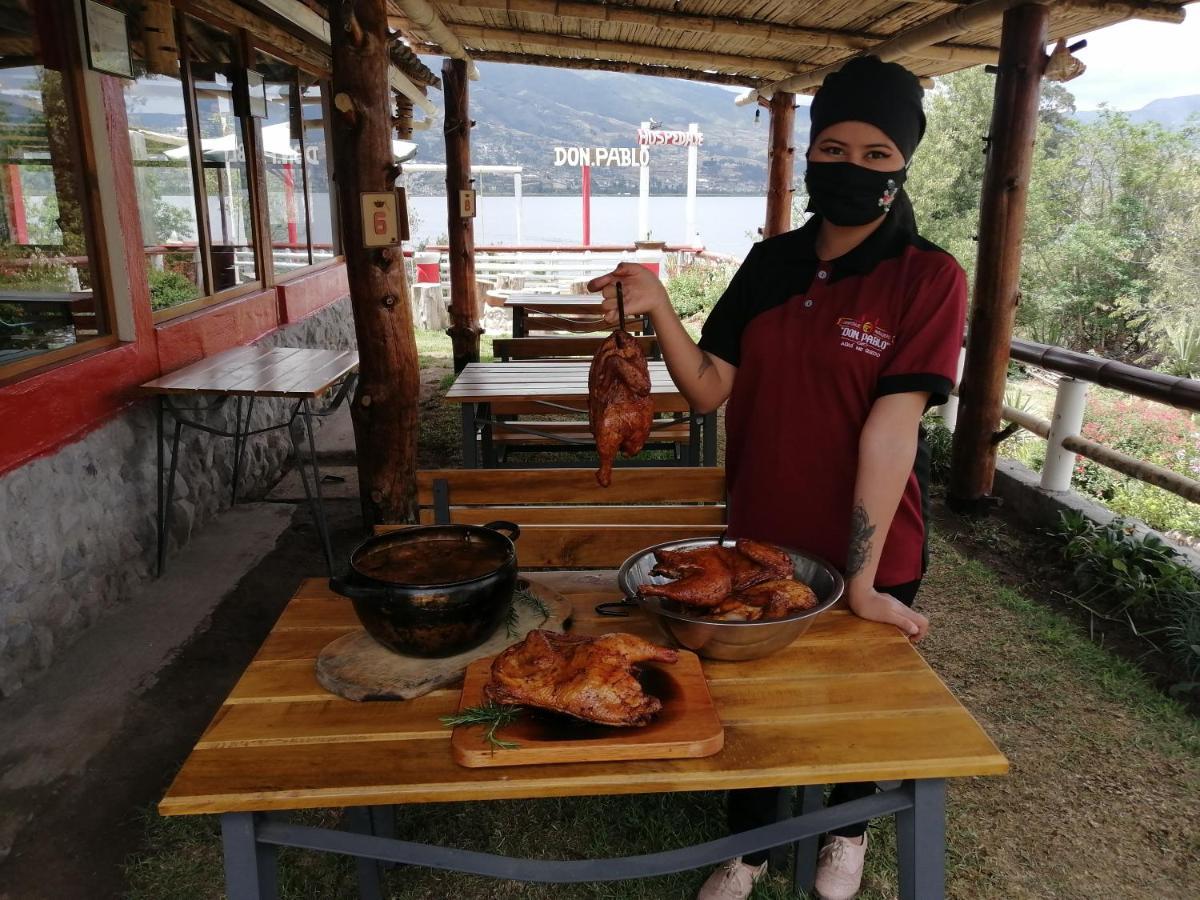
698,211,967,586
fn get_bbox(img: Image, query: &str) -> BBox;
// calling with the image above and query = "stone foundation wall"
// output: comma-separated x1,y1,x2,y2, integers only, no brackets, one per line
0,298,355,697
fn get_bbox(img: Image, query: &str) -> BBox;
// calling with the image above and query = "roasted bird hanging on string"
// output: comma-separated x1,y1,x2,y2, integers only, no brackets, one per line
588,283,654,487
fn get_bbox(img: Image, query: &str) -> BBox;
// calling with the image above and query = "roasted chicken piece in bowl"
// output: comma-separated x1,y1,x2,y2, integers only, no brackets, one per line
617,539,844,660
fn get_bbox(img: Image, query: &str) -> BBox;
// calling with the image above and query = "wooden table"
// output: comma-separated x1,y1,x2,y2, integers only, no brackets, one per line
504,293,650,338
160,574,1006,900
444,360,716,468
141,346,359,575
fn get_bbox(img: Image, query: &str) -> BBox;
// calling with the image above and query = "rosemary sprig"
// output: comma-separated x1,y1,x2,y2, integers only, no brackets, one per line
440,702,523,750
504,588,553,638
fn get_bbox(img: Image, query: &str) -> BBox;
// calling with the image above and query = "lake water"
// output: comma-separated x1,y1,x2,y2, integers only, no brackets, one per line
408,195,767,259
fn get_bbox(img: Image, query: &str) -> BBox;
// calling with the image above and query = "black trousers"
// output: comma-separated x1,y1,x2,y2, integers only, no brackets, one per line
728,579,922,867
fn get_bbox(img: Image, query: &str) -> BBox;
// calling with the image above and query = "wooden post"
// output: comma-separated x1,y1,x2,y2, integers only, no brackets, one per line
763,91,795,238
443,57,480,373
948,3,1048,512
330,0,420,525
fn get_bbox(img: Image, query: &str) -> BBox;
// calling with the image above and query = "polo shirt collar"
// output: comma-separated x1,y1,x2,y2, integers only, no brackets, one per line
792,205,915,279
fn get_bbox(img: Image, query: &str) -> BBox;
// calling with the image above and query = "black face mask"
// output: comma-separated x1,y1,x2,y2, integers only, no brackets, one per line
804,161,907,226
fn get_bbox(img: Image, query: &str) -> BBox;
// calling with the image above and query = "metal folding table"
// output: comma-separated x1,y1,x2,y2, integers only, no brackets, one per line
141,345,359,576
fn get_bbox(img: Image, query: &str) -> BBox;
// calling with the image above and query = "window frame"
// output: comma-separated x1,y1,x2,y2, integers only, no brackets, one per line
0,0,122,383
150,6,268,322
246,38,341,285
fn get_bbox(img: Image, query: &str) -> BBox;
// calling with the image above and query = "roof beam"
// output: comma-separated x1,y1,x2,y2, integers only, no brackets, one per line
435,0,1000,65
399,21,810,77
416,47,767,88
392,0,479,79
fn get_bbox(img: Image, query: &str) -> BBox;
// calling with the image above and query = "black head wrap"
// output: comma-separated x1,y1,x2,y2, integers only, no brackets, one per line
809,56,926,162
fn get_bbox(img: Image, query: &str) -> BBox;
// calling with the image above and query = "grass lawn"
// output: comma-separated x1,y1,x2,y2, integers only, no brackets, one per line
123,332,1199,899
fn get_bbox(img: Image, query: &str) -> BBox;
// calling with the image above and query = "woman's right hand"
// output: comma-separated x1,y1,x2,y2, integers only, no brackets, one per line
586,262,671,327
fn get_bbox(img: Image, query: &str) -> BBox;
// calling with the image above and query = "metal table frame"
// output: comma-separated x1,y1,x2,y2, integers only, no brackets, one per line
154,373,357,577
218,779,946,900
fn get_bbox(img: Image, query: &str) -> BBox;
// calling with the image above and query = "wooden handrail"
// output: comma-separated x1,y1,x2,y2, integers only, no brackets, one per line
1010,337,1200,413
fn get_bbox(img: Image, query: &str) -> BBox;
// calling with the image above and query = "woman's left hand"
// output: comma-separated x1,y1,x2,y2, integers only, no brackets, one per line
847,586,929,642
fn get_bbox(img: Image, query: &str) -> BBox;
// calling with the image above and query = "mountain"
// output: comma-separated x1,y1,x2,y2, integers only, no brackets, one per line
1075,94,1200,128
406,61,797,196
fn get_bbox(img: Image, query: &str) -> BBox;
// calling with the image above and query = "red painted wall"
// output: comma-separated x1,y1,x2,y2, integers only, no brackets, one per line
0,77,349,477
278,264,350,324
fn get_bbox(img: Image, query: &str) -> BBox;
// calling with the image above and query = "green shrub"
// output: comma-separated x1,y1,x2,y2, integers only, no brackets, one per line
666,261,734,320
922,415,954,484
148,269,200,310
1052,510,1200,682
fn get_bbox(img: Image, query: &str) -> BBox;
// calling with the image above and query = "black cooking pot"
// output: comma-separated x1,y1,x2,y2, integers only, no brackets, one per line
329,521,520,658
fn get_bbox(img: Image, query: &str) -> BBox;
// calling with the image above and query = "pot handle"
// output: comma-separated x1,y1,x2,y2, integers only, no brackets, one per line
329,574,388,601
482,520,521,542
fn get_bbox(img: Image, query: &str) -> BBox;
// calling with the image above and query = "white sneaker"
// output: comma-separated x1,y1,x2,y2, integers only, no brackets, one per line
696,857,768,900
813,832,868,900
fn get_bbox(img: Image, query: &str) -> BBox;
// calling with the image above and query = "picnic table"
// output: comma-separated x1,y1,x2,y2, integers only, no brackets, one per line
159,571,1008,900
141,345,359,575
504,293,651,338
443,360,716,468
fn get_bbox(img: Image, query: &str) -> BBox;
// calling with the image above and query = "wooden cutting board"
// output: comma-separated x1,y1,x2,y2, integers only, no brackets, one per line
315,578,571,701
450,649,724,767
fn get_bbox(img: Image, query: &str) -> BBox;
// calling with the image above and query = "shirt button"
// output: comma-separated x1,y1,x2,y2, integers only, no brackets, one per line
817,270,829,280
803,299,814,308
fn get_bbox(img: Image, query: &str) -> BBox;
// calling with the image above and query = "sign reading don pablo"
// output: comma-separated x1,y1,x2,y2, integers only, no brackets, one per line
553,147,650,167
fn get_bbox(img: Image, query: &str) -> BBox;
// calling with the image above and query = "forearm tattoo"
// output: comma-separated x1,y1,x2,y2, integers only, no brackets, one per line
846,501,876,577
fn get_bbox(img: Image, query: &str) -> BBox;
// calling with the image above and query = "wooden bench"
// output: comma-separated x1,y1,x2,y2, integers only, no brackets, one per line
493,335,661,361
377,467,727,568
520,313,648,336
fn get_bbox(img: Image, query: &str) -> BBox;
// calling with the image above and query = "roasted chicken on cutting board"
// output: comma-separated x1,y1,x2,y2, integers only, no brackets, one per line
640,540,817,621
484,630,678,726
588,328,653,487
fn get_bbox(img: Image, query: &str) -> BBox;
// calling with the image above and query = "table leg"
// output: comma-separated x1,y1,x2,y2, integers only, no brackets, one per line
232,396,256,506
687,412,701,466
514,306,526,338
156,397,165,577
792,784,824,895
159,418,183,576
461,404,478,468
480,402,494,468
895,778,945,900
346,807,385,900
221,813,278,900
703,412,717,467
300,398,335,574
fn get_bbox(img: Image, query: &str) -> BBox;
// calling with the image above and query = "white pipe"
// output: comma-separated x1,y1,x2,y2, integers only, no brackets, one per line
394,0,480,80
1042,376,1089,491
940,347,967,431
514,172,523,244
685,123,699,245
389,69,438,117
638,121,651,241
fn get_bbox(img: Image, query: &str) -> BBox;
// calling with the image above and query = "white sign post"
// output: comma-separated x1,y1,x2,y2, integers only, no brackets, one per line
636,125,704,246
638,121,651,241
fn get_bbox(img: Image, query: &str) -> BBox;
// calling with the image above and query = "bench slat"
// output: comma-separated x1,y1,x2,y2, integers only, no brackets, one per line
494,336,659,360
416,468,726,505
417,505,726,525
377,523,726,568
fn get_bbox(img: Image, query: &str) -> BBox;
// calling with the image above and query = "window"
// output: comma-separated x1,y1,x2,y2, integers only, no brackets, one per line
124,14,206,310
254,53,338,277
184,16,257,292
0,0,109,369
300,76,337,265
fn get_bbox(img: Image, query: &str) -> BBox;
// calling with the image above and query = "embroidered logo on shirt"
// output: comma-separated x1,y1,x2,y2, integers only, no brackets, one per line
837,317,894,357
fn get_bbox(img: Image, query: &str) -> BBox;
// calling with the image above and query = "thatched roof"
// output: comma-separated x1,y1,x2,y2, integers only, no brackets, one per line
383,0,1188,93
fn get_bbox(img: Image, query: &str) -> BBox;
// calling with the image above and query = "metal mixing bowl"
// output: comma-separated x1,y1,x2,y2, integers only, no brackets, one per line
617,538,844,661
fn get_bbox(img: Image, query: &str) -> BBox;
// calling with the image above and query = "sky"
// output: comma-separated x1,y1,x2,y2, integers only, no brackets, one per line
1066,14,1200,110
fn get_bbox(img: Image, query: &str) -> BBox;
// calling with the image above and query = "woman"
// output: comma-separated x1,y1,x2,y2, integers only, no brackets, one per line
588,57,967,900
